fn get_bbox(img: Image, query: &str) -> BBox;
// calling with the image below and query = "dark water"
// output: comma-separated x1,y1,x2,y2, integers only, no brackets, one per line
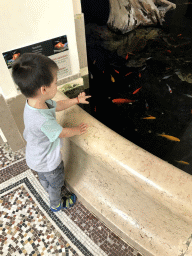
78,0,192,175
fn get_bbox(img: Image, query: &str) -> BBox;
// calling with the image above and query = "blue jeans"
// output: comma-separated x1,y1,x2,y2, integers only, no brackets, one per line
37,160,64,208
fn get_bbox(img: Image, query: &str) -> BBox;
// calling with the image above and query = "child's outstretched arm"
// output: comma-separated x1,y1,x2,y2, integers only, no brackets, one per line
56,92,91,112
59,123,88,138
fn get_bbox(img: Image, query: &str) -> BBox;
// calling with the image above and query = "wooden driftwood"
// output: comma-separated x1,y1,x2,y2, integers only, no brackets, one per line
107,0,176,34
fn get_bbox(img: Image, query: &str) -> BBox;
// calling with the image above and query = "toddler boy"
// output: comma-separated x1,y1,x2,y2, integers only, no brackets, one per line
12,53,91,212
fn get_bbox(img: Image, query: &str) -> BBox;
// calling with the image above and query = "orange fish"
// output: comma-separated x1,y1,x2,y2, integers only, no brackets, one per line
139,73,141,78
125,72,132,76
142,115,156,120
112,98,136,104
55,42,64,48
125,53,129,60
157,134,180,142
176,160,189,165
114,69,119,74
103,71,104,73
177,34,182,37
12,53,20,60
167,50,171,53
111,75,115,82
133,87,142,94
94,106,96,112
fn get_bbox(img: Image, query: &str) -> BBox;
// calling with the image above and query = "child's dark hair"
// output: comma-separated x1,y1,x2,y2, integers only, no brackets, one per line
12,53,58,98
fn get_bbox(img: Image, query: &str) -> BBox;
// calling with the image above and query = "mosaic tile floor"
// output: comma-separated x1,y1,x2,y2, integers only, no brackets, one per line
0,142,144,256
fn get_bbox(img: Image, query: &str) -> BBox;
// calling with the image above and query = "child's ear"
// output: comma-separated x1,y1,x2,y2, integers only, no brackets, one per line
40,86,47,95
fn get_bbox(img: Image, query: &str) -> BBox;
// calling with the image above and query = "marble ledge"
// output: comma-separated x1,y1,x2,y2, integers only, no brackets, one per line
54,90,192,223
54,90,192,256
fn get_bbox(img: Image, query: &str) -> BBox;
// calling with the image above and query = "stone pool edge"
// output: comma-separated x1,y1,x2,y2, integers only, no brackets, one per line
54,90,192,256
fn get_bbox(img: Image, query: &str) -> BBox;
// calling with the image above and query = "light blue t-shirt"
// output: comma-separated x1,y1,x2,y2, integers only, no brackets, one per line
23,99,63,172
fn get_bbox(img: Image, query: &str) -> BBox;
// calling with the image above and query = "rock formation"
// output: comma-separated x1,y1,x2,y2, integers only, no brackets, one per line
107,0,176,34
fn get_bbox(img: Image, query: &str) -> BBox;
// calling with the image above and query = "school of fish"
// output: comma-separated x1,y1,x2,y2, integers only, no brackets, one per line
90,56,192,168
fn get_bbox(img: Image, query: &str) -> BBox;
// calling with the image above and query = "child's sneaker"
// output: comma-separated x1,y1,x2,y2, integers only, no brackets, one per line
62,193,77,209
50,203,62,212
50,193,77,212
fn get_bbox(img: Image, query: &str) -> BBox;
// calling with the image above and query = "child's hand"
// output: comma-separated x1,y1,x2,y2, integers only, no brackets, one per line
78,92,91,104
61,123,88,138
76,123,88,135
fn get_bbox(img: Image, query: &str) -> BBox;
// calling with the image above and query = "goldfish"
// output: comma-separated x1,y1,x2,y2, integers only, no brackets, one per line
142,66,146,71
125,54,129,60
55,42,64,48
128,52,134,55
142,115,156,119
162,75,172,80
133,87,142,94
184,94,192,98
177,34,182,37
94,106,96,112
157,134,180,141
111,75,115,82
167,50,171,53
145,100,149,110
139,73,141,78
176,160,189,165
112,98,136,104
114,69,119,74
166,84,172,93
125,72,132,76
12,53,20,60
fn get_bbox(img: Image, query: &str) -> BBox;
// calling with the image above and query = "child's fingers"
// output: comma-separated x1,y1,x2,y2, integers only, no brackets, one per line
79,123,88,133
80,130,87,134
79,92,85,96
79,122,88,127
81,125,88,131
80,128,87,135
79,92,92,98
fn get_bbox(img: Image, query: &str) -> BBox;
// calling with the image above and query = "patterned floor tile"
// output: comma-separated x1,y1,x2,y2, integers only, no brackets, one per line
0,143,25,168
0,170,106,256
0,143,144,256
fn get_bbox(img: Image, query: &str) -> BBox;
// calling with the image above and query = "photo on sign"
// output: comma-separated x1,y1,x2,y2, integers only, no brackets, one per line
2,35,71,91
